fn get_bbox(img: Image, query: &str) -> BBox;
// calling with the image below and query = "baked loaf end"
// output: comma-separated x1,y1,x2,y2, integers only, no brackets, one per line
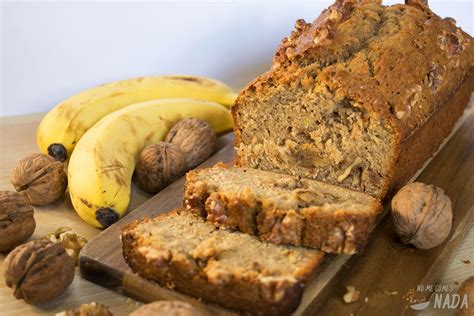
122,210,324,315
184,163,382,254
232,0,474,199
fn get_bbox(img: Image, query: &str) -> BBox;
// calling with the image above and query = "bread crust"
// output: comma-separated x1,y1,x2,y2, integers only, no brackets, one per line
231,0,474,199
388,69,474,197
122,210,324,316
184,166,382,254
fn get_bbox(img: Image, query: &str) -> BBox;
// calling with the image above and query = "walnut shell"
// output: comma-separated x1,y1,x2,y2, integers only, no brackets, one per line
165,118,217,169
130,301,206,316
11,153,67,206
0,191,36,251
57,302,113,316
391,182,452,249
4,239,75,304
133,142,187,193
458,276,474,316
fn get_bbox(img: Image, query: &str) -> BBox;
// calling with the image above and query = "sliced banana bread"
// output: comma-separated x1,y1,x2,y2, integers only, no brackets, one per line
184,164,382,254
122,209,324,316
232,0,474,199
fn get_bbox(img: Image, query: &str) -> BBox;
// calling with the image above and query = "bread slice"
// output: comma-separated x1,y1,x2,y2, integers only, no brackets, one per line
184,164,382,254
232,0,474,199
122,209,324,315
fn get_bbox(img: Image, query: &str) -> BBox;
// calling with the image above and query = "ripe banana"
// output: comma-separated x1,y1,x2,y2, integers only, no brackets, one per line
68,98,232,228
37,75,237,161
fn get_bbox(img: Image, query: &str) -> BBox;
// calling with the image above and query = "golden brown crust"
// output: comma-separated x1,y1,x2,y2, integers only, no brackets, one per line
183,171,209,217
259,1,473,132
184,166,382,254
388,69,474,197
122,210,324,315
190,192,379,255
206,191,259,235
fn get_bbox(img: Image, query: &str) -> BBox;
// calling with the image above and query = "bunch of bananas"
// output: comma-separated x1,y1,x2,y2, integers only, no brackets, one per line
37,75,236,228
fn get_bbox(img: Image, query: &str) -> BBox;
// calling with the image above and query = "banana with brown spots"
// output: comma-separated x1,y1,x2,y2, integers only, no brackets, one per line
37,75,237,162
67,98,232,228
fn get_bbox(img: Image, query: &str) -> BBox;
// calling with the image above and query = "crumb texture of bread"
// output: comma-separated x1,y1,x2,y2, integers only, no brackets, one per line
232,0,474,199
122,210,324,316
184,165,382,254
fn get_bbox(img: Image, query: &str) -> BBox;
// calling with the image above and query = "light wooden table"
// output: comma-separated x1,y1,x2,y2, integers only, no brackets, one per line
0,113,473,316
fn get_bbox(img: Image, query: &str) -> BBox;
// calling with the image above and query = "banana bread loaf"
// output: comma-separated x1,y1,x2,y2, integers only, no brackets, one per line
232,0,474,199
184,163,382,254
122,210,324,315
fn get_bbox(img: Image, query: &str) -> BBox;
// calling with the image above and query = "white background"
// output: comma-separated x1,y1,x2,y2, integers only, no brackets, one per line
1,0,473,117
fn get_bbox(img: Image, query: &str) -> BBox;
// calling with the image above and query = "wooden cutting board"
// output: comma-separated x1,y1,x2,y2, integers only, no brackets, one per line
79,111,474,315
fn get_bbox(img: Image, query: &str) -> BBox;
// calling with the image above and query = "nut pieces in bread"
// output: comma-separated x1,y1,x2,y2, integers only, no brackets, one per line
231,0,474,200
10,153,67,206
4,239,75,304
0,191,36,251
391,182,452,249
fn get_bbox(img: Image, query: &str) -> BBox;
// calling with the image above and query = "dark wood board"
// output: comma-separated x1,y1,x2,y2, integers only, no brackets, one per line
79,111,474,315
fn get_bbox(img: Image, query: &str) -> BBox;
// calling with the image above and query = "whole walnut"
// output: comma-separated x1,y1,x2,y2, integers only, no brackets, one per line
0,191,36,251
4,239,75,304
133,142,187,193
165,118,217,169
391,182,452,249
458,276,474,316
11,153,67,206
130,301,206,316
